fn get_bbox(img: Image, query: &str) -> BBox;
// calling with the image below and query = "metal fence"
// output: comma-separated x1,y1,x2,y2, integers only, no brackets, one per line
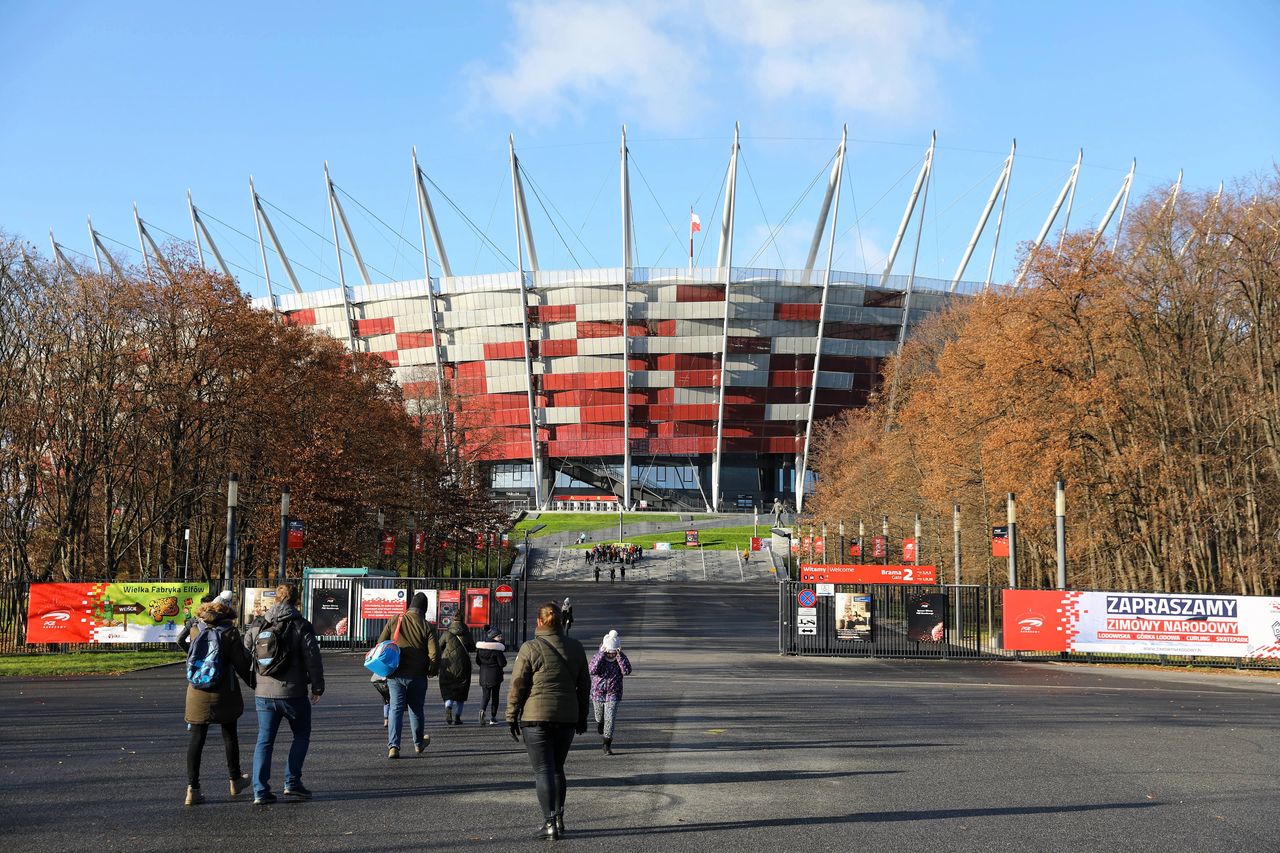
0,576,526,655
777,580,1280,671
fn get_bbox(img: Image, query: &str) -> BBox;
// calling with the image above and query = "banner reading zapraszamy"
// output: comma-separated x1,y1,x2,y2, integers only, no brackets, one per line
1003,590,1280,658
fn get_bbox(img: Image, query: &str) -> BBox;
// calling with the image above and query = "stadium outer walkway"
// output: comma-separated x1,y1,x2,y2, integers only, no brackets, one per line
1,581,1277,852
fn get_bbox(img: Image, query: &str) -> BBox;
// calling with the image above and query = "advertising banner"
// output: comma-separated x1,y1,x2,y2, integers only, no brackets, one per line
907,594,947,642
654,541,672,551
26,582,207,644
849,543,861,558
287,519,306,550
465,588,491,628
800,564,937,585
360,587,407,620
437,590,460,627
750,537,762,552
1002,590,1280,658
685,530,699,546
834,593,872,641
413,531,427,553
902,538,917,562
992,525,1010,558
410,589,439,623
242,587,278,625
381,533,396,556
310,587,350,637
871,537,886,559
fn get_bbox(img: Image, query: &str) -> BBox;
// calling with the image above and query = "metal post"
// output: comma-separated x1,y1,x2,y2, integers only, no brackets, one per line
277,485,290,584
408,513,416,578
952,139,1014,291
881,516,889,566
324,162,359,357
913,513,921,566
618,507,624,546
249,177,277,310
1055,480,1066,590
838,520,845,560
411,149,453,458
1007,492,1018,589
620,126,633,510
821,522,828,563
223,474,239,588
377,509,385,571
952,503,961,642
509,136,543,510
183,527,191,581
711,123,740,513
858,519,864,560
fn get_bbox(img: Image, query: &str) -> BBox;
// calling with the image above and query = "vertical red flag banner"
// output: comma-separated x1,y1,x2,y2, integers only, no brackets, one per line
750,537,762,551
382,533,396,556
902,538,917,562
814,536,826,558
849,543,862,558
991,525,1010,558
287,519,306,550
413,531,426,553
871,537,887,559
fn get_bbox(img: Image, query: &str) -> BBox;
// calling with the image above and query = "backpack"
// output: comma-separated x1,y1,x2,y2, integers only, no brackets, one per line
252,618,295,678
186,623,229,691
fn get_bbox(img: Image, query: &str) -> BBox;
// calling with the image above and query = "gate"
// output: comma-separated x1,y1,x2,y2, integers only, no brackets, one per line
778,580,1002,659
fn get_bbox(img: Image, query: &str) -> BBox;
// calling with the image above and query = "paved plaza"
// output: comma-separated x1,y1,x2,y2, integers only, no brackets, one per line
2,581,1277,851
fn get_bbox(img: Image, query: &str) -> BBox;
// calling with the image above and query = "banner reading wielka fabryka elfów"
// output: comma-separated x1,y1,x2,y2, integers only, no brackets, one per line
1003,590,1280,658
27,582,208,644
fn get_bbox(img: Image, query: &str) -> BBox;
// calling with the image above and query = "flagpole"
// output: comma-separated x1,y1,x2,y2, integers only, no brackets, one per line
689,206,694,276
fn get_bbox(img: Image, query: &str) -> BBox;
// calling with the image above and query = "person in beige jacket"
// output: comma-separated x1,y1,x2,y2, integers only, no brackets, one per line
506,601,590,841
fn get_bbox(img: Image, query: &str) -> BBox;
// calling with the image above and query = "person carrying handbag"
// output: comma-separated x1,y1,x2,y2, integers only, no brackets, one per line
378,592,439,758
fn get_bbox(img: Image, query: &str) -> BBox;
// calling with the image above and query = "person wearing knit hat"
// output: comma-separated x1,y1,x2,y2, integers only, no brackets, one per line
215,590,234,606
588,630,632,755
475,627,508,726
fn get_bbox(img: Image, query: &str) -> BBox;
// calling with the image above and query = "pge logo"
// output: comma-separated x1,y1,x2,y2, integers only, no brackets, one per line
1271,620,1280,640
41,609,71,630
1017,612,1045,634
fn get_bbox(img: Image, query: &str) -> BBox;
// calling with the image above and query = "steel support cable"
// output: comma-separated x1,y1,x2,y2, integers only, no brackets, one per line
206,204,339,287
831,156,923,268
742,151,833,268
333,183,439,276
628,152,688,267
695,161,731,268
519,163,603,266
259,197,395,284
517,162,587,269
575,172,611,244
737,152,785,269
842,157,869,272
146,220,267,282
419,171,516,270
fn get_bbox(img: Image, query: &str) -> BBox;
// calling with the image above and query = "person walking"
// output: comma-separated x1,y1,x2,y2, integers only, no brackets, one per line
182,596,253,805
507,602,590,841
588,630,633,755
475,628,508,725
561,597,574,634
380,592,439,758
438,614,475,724
244,583,324,806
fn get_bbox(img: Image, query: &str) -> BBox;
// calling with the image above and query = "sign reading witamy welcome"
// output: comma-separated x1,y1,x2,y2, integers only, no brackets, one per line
1002,590,1280,658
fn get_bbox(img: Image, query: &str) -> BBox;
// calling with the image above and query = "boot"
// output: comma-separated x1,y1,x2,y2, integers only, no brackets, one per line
596,717,604,736
538,819,560,840
555,815,567,837
479,710,487,726
603,738,613,756
184,785,204,806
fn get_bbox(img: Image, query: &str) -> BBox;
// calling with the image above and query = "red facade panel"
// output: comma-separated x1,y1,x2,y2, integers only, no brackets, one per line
375,351,400,367
483,341,526,360
768,370,813,387
396,332,434,349
540,339,578,357
651,320,677,336
775,303,821,321
541,371,625,391
284,309,316,326
539,304,577,322
655,354,719,371
356,317,395,337
675,284,724,302
674,369,720,388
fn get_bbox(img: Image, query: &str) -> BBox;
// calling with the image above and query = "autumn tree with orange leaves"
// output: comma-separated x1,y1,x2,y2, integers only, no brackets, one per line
0,241,506,584
810,175,1280,595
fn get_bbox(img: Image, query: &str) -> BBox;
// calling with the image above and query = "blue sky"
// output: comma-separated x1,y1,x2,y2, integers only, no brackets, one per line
1,0,1276,298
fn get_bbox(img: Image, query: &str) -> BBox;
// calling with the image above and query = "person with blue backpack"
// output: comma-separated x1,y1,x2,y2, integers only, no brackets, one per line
183,594,252,806
243,583,325,806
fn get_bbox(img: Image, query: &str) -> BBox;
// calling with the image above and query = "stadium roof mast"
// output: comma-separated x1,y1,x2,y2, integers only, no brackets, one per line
620,125,634,511
795,126,848,515
187,191,235,279
802,128,845,284
87,216,125,279
1088,159,1137,253
322,162,361,357
133,204,174,281
48,230,77,277
249,175,304,309
1013,148,1082,287
412,147,454,458
509,135,545,510
710,122,740,514
950,139,1016,292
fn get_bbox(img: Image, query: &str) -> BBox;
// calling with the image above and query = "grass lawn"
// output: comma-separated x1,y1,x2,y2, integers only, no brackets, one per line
0,651,185,677
570,524,767,551
512,512,683,538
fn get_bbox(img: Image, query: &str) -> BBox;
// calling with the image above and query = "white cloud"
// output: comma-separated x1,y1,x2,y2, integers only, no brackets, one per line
471,1,701,127
469,0,967,126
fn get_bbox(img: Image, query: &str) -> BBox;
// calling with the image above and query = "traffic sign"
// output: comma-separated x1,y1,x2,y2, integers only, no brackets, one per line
495,585,514,604
797,606,818,635
797,589,817,608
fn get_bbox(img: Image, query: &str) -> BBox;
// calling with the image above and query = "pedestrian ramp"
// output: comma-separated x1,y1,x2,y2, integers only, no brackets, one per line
540,546,778,583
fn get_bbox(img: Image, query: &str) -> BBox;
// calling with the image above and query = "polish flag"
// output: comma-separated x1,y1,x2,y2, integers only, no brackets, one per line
690,212,701,233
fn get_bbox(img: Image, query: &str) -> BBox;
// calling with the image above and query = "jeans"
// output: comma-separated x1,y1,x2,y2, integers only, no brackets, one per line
522,723,575,821
387,675,427,749
253,696,311,797
187,722,240,787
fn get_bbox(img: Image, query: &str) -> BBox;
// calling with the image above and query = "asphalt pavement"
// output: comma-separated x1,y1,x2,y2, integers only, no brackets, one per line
2,580,1277,852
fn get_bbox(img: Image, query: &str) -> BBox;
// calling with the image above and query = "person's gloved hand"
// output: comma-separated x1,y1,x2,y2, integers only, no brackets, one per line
509,721,522,741
575,719,588,735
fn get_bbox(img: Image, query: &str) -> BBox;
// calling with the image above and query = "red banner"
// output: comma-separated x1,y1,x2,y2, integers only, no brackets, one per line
849,543,862,557
800,564,937,585
992,525,1010,558
902,538,917,562
750,537,762,551
413,531,426,553
382,533,396,556
871,537,886,559
287,519,305,550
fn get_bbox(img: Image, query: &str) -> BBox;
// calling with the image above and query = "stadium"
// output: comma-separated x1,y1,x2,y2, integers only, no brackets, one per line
135,130,1127,514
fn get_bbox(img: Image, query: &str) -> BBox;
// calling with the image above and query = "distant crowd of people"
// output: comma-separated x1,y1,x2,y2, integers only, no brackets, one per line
178,587,632,840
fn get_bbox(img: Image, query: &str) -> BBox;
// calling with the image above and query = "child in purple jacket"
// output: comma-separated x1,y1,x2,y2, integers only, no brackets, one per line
588,630,633,755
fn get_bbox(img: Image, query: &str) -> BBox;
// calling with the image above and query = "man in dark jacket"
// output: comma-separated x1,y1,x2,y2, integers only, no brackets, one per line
244,583,324,806
379,592,439,758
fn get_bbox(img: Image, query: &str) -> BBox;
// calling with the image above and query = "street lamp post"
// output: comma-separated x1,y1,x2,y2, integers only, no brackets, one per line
223,473,239,589
277,485,290,584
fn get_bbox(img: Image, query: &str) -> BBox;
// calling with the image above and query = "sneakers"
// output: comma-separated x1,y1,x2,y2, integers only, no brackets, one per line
388,746,400,759
283,784,312,800
415,735,430,754
229,774,249,797
184,785,204,806
479,711,487,726
253,792,277,806
603,738,614,756
488,717,498,727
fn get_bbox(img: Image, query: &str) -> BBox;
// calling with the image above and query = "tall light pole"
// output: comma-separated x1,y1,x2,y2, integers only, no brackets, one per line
1007,492,1018,588
1055,480,1067,590
881,515,889,566
913,513,921,566
223,473,239,588
277,485,290,584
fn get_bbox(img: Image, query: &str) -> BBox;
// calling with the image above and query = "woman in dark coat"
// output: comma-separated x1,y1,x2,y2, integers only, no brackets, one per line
183,599,252,805
438,616,475,724
475,628,508,726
